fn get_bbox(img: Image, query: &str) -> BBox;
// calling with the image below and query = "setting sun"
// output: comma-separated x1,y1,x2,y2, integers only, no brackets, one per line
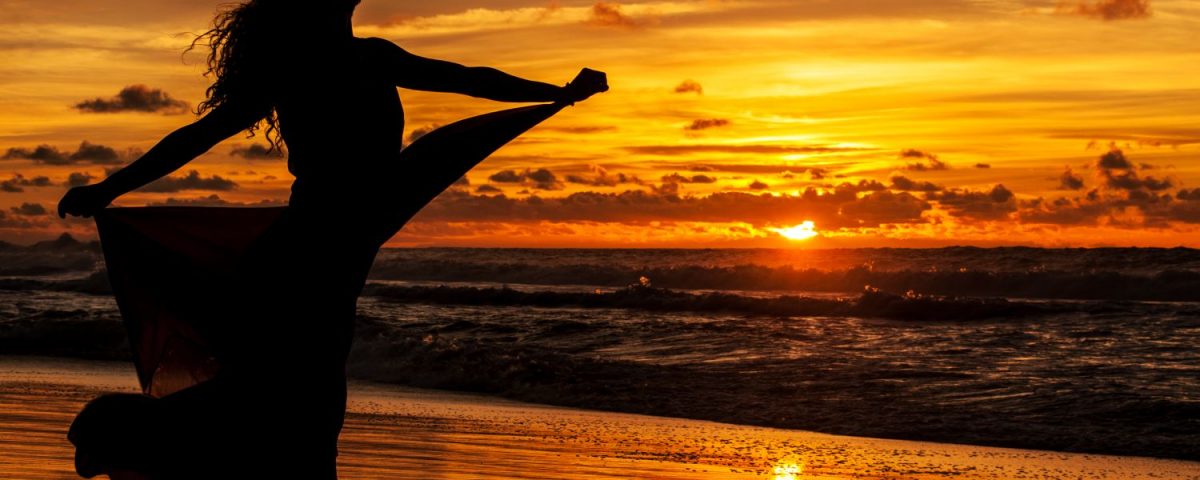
773,221,818,241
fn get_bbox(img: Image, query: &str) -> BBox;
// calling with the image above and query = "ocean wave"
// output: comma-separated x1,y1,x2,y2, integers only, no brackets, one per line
369,259,1200,301
9,270,1196,321
3,288,1197,460
0,306,126,360
361,283,1185,321
0,271,112,294
6,239,1200,301
343,311,1200,461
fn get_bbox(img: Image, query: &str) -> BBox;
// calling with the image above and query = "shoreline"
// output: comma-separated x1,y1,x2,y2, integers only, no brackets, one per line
2,355,1198,479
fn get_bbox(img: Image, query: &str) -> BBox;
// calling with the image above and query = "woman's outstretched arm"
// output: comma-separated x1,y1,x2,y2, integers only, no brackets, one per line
365,37,606,104
58,102,266,218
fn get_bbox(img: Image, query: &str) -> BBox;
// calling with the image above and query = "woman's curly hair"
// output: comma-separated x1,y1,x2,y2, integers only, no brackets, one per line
187,1,287,153
187,1,359,153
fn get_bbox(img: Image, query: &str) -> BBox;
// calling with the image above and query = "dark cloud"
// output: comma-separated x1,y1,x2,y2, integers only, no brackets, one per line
899,149,949,171
1059,167,1086,190
889,175,943,192
476,185,503,194
75,85,189,114
150,195,233,207
629,145,872,156
1020,149,1195,227
487,168,563,190
64,172,95,188
70,141,122,164
1178,189,1200,202
415,185,932,229
4,141,129,165
1094,148,1172,191
975,163,991,169
1020,189,1187,227
489,170,525,183
831,179,889,194
661,173,717,184
650,181,680,196
10,203,48,216
685,119,730,131
1105,171,1172,191
565,168,642,187
1057,0,1151,20
1096,149,1133,169
927,185,1017,220
231,144,283,160
1,174,53,193
899,149,935,160
748,179,769,190
674,80,704,95
147,195,286,207
838,190,933,227
1019,195,1110,226
140,170,238,193
4,145,68,164
526,168,562,190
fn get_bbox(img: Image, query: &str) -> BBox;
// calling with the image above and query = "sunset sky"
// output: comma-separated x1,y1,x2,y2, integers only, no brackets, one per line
1,0,1197,247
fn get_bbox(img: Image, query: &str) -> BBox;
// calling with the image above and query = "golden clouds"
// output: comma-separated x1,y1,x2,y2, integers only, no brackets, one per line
1,0,1198,246
355,1,715,37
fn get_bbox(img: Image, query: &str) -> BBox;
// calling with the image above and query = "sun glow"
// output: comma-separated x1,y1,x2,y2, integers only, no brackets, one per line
773,221,818,241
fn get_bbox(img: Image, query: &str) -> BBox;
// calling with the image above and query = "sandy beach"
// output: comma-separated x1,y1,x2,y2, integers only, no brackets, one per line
0,356,1196,479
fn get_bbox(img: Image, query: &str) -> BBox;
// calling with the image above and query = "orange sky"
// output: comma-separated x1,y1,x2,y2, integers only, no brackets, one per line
1,0,1198,247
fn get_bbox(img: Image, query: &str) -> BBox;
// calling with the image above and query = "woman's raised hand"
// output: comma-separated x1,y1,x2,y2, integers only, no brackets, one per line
58,184,116,218
561,68,608,105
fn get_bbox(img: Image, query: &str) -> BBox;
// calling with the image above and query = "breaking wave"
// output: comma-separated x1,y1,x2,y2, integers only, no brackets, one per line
369,260,1200,302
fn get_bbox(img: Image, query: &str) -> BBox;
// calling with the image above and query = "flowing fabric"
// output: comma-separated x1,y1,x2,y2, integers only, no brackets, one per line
96,102,562,397
96,206,285,397
77,102,565,478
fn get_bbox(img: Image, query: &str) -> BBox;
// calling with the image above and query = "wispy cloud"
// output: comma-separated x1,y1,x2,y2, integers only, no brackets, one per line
1056,0,1151,21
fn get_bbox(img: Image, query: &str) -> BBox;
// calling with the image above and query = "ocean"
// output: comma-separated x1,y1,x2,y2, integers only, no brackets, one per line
2,236,1198,460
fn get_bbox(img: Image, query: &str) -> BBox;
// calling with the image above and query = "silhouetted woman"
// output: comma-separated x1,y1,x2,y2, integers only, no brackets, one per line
58,1,606,478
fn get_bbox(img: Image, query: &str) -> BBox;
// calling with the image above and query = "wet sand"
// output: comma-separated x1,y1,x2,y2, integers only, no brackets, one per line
1,356,1197,480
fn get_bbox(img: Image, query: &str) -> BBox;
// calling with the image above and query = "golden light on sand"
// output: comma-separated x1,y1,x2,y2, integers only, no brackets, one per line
772,459,803,480
773,221,818,241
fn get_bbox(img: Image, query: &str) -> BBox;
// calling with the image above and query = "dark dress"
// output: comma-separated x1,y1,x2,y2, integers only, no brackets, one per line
75,37,567,478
